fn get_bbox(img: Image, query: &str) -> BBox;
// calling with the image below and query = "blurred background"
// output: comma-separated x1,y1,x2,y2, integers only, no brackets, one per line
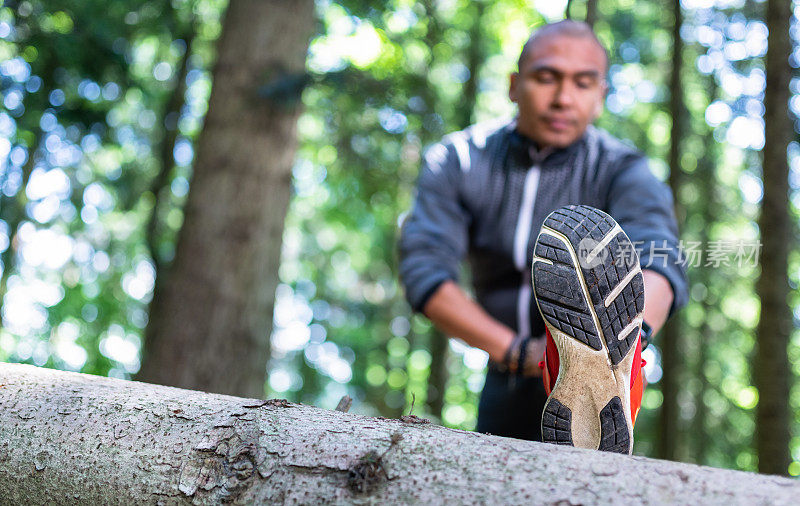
0,0,798,475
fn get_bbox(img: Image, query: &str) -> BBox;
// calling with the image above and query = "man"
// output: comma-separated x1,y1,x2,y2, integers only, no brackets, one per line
398,20,688,451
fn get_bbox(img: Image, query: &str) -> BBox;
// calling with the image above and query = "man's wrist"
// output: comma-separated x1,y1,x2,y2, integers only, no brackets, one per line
640,320,653,349
499,333,528,373
490,331,516,364
501,334,521,370
493,333,545,378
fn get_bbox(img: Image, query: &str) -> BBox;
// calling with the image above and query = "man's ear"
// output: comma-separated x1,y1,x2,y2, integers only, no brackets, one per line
592,98,604,119
592,82,608,119
509,72,519,103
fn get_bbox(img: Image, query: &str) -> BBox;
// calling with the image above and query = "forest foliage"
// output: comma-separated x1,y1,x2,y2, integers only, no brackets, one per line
0,0,798,474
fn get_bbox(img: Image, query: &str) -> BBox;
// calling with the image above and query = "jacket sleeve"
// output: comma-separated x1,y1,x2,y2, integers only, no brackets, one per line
398,141,470,312
605,154,689,318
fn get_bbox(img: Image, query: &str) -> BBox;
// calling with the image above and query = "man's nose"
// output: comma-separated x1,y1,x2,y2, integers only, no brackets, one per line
552,81,575,108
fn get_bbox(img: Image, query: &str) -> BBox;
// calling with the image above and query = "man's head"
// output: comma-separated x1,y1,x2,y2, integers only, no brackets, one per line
509,20,608,149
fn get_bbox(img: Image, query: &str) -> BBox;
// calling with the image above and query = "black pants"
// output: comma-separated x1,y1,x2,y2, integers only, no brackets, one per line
476,367,549,441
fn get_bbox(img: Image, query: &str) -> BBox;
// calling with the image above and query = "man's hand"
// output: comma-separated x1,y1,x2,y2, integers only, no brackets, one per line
422,280,517,363
641,269,673,336
422,280,546,377
501,335,546,377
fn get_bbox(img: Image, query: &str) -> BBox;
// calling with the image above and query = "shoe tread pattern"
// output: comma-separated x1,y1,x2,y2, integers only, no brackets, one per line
533,235,602,350
541,399,573,446
598,396,631,453
540,205,644,365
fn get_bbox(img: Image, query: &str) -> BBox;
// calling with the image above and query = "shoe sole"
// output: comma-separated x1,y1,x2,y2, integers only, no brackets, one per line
532,205,645,454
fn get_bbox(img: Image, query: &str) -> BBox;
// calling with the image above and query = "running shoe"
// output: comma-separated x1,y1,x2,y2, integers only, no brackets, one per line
532,205,645,454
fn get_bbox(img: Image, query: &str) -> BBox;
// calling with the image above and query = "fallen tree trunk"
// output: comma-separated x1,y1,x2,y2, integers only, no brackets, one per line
0,364,797,504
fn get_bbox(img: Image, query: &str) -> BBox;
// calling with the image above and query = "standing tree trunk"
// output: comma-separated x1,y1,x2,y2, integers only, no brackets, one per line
754,0,793,476
424,0,485,421
426,329,449,419
138,0,315,398
658,0,686,462
457,0,484,131
146,16,197,279
585,0,599,28
691,76,719,465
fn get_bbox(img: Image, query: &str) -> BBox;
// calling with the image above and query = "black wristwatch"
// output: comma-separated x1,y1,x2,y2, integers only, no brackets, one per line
640,321,653,350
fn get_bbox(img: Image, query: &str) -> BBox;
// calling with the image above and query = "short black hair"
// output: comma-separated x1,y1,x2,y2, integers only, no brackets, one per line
517,20,609,73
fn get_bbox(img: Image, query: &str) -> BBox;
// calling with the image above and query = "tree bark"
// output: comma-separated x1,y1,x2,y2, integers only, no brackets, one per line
658,0,686,462
138,0,314,398
754,0,793,476
2,363,800,504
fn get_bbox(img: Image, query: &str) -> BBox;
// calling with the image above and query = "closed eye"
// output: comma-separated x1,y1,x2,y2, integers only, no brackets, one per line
532,70,558,84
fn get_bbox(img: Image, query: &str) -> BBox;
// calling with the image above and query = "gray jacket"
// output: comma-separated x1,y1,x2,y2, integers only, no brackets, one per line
398,118,688,339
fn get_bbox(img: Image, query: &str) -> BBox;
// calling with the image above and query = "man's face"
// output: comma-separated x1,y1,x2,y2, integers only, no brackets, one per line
509,34,607,149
